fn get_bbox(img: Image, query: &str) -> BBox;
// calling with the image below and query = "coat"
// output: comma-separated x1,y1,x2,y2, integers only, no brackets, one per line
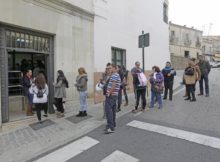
184,66,197,85
75,74,88,91
29,84,49,103
54,80,67,98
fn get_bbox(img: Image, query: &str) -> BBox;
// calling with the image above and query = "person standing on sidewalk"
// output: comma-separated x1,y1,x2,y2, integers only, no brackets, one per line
121,65,129,106
75,67,88,117
22,69,34,116
162,61,176,101
131,61,143,99
197,56,211,97
190,58,201,92
132,69,147,113
183,61,197,102
53,70,69,118
149,66,164,109
29,73,49,123
116,65,124,112
100,63,111,119
105,64,121,134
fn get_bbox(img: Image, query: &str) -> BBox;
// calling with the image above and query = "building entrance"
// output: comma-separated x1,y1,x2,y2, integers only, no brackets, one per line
8,51,48,121
0,24,54,123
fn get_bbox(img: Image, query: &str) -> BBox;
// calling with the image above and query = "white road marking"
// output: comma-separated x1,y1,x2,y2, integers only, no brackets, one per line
127,120,220,150
173,87,185,95
34,136,99,162
101,150,139,162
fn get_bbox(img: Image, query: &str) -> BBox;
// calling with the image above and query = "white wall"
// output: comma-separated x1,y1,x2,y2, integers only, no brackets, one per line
94,0,170,71
0,0,94,100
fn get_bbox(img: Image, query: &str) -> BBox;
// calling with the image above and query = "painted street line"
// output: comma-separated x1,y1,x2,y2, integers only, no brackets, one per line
34,136,99,162
101,150,140,162
127,120,220,150
173,87,185,95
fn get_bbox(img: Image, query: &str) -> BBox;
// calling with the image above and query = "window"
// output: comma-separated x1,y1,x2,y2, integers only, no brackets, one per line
163,3,168,23
184,51,190,58
5,30,50,52
111,47,126,67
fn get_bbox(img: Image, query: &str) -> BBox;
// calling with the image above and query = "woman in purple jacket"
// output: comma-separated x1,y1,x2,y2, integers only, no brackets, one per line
149,66,164,109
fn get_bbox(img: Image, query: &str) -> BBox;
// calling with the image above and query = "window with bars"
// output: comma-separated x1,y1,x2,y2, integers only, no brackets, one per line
111,47,126,67
5,30,50,53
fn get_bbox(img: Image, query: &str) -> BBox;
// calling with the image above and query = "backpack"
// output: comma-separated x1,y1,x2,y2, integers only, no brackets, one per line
36,89,45,98
137,72,147,87
185,67,194,76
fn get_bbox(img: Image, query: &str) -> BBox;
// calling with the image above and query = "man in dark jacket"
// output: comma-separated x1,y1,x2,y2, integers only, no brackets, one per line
197,56,211,97
162,61,176,100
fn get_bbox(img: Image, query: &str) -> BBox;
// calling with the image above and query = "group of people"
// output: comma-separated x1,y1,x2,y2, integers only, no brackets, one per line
22,67,89,123
23,56,210,129
183,56,211,101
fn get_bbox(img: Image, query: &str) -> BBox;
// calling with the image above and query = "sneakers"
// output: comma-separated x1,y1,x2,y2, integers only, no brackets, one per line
124,103,128,106
105,128,115,134
205,94,209,97
57,113,64,118
132,109,139,113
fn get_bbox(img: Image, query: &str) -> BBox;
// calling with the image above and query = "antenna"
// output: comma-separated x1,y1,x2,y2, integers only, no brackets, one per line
207,23,213,36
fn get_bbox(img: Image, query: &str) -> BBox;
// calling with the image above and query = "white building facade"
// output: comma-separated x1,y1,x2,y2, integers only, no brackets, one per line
0,0,169,125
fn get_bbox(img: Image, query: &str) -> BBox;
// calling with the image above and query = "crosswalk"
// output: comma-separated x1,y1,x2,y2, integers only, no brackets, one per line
34,120,220,162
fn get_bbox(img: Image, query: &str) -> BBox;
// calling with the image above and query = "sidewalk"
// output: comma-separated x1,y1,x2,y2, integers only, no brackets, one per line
0,70,183,162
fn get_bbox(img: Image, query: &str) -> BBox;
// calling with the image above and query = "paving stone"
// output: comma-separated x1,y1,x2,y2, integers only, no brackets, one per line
29,119,55,131
65,115,92,124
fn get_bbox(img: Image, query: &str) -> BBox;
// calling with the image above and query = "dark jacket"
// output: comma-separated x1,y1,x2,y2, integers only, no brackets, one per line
197,60,211,76
162,67,176,83
22,76,32,96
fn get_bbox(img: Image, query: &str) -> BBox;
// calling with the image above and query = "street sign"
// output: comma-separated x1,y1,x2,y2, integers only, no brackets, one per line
138,33,150,48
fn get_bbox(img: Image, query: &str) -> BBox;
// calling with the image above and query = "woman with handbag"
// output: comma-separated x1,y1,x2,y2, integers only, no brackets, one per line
149,66,164,109
29,73,49,123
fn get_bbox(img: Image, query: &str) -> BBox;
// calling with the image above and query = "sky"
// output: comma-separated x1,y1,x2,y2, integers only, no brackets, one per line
169,0,220,35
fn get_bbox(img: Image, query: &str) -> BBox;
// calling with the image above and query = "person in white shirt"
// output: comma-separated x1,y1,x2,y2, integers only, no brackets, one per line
29,73,49,123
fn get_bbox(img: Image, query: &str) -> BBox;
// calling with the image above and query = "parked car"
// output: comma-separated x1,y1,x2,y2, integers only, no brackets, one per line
210,61,220,68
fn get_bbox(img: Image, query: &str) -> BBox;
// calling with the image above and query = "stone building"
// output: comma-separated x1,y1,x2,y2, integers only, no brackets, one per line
202,36,220,62
169,22,203,69
0,0,170,125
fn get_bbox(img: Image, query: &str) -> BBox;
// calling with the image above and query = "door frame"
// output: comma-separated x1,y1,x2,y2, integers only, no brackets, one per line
0,23,54,123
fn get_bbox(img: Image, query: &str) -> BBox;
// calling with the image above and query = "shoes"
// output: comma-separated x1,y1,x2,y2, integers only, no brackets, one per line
197,93,203,96
124,103,128,106
131,109,139,113
190,98,196,102
163,98,167,100
38,120,42,124
205,94,209,97
57,113,64,118
116,108,121,112
76,111,83,117
105,128,115,134
81,111,87,117
43,114,48,117
184,97,191,100
140,108,145,112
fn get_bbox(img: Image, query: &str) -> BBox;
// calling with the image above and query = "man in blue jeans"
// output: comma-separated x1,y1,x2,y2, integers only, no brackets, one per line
105,64,121,134
197,56,211,97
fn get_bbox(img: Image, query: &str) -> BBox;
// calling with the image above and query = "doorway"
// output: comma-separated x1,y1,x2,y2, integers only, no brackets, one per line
8,51,48,121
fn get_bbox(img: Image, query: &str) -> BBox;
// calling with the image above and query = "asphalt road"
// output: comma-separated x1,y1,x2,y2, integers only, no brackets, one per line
33,68,220,162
